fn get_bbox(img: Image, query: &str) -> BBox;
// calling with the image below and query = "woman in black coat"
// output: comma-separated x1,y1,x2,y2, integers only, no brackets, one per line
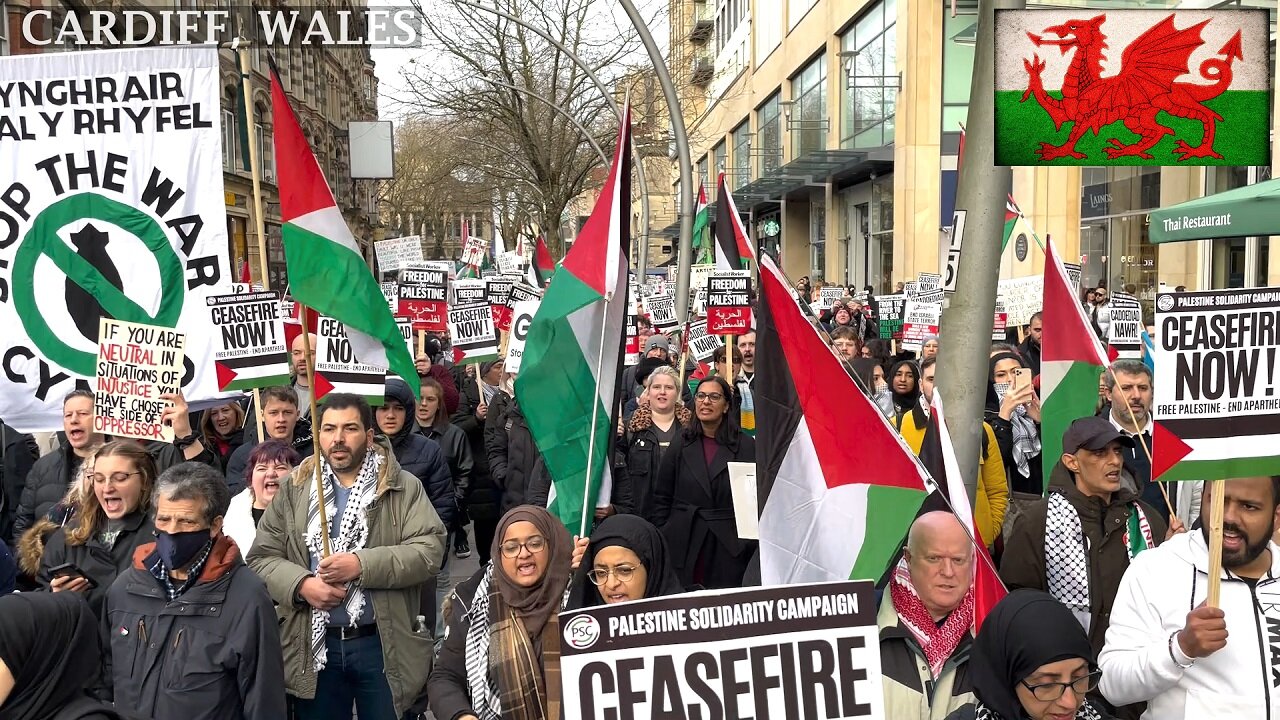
650,376,756,590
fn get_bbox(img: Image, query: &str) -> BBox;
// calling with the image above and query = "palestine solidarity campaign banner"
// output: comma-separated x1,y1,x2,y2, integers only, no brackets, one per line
993,9,1269,166
559,581,885,720
0,47,231,431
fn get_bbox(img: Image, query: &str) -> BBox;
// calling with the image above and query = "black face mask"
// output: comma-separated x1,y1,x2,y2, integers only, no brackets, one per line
155,528,211,569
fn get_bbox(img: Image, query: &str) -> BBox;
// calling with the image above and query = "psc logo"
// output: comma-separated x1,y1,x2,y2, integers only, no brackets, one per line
563,614,600,650
12,192,184,377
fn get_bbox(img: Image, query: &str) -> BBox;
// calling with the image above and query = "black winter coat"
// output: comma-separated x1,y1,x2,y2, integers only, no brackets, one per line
625,407,690,521
485,394,541,513
419,423,473,503
13,441,78,543
0,422,40,544
451,379,500,521
385,427,457,529
428,567,486,720
650,429,757,589
224,418,314,496
38,510,156,618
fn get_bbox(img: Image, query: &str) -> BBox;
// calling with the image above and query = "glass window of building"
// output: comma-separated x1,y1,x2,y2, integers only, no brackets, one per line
872,176,894,291
839,0,897,148
811,199,826,277
0,2,9,56
711,140,726,197
1209,166,1259,289
716,0,749,53
757,93,782,175
789,55,827,159
731,121,751,189
788,0,817,30
698,156,710,196
1079,166,1160,307
942,0,977,132
222,105,236,171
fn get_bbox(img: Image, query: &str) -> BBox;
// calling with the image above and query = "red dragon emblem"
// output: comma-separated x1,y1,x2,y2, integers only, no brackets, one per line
1021,13,1244,162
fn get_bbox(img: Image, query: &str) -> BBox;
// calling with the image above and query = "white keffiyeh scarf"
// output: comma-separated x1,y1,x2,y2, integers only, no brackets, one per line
975,700,1104,720
993,383,1041,478
1045,491,1152,634
464,564,501,720
305,450,383,672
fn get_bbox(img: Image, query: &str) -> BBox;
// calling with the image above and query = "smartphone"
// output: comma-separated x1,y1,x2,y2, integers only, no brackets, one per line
49,562,98,589
1013,367,1032,392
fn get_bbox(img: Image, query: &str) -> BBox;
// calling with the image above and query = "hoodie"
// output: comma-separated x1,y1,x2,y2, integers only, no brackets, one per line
382,378,457,528
1099,530,1280,720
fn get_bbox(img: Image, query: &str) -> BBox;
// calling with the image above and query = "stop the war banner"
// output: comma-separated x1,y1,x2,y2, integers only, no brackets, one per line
504,299,541,374
1153,288,1280,482
559,580,884,720
315,316,385,406
0,47,231,431
207,291,289,391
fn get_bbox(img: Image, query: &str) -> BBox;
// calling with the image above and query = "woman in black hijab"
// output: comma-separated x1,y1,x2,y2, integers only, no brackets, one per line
887,359,921,423
0,592,131,720
946,589,1112,720
566,514,683,609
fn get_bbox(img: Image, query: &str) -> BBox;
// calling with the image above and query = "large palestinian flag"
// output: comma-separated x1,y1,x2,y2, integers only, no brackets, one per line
269,65,419,398
757,254,929,584
1040,238,1109,485
692,182,713,265
515,107,631,536
994,9,1268,166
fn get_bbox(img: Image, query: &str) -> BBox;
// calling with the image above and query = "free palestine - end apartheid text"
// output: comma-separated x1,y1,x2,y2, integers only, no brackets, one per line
1162,214,1231,232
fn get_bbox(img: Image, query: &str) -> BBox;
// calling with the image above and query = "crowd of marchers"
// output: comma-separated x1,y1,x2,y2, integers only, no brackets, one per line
0,280,1276,720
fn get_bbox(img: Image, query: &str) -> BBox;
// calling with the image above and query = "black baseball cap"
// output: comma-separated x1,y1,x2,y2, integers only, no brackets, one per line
1062,416,1135,455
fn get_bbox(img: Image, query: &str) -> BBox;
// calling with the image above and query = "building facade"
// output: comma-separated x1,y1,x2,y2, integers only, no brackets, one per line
3,1,382,287
666,0,1279,310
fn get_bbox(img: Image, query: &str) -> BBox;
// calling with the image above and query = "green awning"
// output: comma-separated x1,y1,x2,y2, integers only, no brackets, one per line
1150,177,1280,244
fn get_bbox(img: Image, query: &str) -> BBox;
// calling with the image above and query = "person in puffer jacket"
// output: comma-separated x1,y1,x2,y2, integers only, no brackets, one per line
377,378,457,530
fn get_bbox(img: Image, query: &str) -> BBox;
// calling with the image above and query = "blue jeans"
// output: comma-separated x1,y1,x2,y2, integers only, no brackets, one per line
293,632,400,720
434,531,453,642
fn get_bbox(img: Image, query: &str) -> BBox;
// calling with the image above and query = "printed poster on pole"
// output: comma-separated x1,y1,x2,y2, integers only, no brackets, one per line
448,303,500,364
1108,292,1144,358
643,293,679,331
397,264,448,332
315,316,386,406
207,291,290,391
504,300,541,373
707,270,753,335
686,320,723,362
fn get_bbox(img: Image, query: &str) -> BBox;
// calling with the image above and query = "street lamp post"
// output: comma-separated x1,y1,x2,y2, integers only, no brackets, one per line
614,0,695,319
450,0,655,276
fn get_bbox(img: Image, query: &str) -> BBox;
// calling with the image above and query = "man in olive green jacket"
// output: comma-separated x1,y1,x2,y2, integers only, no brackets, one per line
247,393,445,720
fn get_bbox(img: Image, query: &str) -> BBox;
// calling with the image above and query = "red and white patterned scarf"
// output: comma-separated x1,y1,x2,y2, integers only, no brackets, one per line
890,558,975,679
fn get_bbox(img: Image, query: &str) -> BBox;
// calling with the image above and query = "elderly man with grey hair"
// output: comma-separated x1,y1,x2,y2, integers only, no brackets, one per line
879,511,977,720
104,462,285,720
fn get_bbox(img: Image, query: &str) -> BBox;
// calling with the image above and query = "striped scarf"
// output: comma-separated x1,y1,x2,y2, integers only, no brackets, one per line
305,450,383,672
1045,491,1152,634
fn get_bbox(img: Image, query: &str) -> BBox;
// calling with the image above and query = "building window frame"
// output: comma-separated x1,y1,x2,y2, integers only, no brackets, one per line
839,0,897,149
222,107,236,171
756,92,782,176
0,1,9,57
731,121,751,189
788,54,828,160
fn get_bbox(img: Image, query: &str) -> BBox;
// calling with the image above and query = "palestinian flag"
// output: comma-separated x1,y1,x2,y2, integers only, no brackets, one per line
529,235,556,288
714,172,755,271
757,253,929,584
994,9,1268,166
1040,238,1109,486
515,105,631,536
925,391,1007,631
693,182,713,265
269,66,419,398
1001,196,1042,252
1000,195,1043,280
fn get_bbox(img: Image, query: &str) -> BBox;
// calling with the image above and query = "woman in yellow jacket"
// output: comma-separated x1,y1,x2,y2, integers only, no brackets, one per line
891,358,1009,547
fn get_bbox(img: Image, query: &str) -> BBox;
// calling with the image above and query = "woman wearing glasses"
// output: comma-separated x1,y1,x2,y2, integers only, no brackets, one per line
946,589,1113,720
429,505,574,720
566,514,683,609
650,376,756,590
38,440,157,617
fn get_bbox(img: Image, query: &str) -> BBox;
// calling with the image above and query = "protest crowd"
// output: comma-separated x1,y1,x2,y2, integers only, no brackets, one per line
1,46,1276,720
2,266,1277,720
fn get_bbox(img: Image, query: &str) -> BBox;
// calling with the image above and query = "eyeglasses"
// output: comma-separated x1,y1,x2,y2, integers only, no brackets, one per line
1021,670,1101,702
499,536,547,558
87,471,142,485
588,565,639,585
695,392,725,403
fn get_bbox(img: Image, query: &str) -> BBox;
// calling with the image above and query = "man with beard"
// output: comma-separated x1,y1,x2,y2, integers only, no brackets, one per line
1099,477,1280,719
248,393,445,720
290,333,317,419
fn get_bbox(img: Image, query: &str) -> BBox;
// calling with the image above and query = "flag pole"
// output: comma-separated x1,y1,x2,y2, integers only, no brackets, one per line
580,289,613,538
725,335,733,382
298,307,332,557
237,40,271,445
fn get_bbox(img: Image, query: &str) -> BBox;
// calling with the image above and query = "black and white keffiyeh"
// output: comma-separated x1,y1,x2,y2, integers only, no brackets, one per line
305,449,383,672
993,382,1041,478
974,700,1104,720
464,564,501,720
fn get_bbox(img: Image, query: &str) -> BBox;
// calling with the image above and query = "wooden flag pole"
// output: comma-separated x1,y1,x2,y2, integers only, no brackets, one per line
725,335,733,382
1206,479,1225,607
417,330,426,358
298,307,331,557
238,41,271,445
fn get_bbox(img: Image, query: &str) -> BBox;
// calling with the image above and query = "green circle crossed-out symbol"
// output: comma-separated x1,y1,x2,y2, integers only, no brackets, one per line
13,192,184,377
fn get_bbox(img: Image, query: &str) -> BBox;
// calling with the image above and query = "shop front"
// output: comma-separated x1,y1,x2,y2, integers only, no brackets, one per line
1078,166,1160,308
